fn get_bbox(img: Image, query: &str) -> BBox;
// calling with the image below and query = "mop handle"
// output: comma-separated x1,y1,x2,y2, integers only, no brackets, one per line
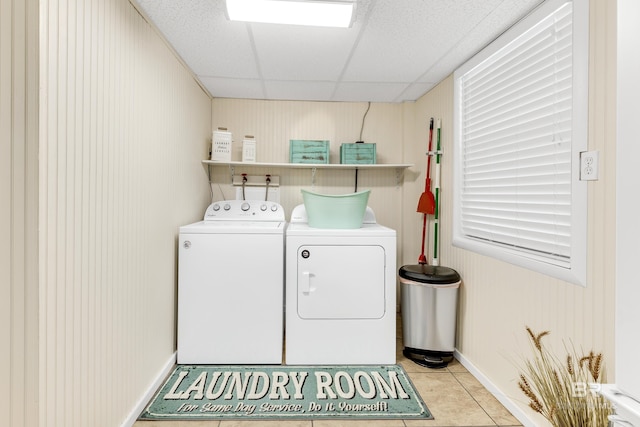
432,119,442,266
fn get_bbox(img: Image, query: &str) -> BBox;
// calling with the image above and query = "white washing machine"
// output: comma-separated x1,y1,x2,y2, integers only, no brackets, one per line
177,199,285,364
285,204,396,365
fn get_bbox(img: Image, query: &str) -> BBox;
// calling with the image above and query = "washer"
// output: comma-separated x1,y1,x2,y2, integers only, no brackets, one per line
285,204,396,365
178,199,285,364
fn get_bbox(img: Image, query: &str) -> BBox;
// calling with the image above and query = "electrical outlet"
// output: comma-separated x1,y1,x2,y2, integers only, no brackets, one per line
580,150,599,181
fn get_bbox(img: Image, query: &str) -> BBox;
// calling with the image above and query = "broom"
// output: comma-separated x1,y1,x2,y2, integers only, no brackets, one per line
417,118,435,264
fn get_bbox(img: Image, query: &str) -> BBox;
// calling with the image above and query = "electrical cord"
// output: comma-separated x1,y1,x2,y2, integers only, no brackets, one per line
359,102,371,141
355,102,371,192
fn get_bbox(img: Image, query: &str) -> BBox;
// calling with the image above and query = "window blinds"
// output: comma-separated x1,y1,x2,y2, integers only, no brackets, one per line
458,2,573,267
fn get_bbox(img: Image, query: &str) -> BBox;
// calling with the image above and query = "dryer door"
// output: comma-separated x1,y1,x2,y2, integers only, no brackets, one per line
297,245,385,319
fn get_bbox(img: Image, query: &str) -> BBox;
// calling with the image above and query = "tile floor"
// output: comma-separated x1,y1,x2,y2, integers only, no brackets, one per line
135,315,523,427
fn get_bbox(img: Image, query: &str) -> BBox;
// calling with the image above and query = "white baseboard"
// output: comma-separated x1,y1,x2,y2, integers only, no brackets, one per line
121,352,176,427
454,349,538,427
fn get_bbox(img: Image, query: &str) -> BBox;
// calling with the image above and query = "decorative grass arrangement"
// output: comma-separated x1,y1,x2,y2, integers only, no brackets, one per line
518,327,612,427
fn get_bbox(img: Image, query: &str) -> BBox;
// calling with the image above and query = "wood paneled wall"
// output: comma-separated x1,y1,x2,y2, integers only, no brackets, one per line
408,0,616,424
1,0,40,425
210,98,411,256
37,0,211,425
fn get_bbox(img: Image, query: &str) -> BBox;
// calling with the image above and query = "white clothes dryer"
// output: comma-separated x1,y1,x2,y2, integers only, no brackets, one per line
178,200,285,364
285,204,396,365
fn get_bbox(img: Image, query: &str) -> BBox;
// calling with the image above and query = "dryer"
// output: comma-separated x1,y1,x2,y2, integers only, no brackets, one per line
178,200,285,364
285,204,396,365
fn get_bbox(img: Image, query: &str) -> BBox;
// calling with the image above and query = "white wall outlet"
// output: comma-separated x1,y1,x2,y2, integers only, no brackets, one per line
580,150,599,181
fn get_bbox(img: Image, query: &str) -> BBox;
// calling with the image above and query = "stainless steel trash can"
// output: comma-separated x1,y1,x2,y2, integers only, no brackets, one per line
399,264,461,368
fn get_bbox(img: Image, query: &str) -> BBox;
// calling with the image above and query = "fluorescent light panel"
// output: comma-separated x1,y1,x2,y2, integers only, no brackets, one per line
226,0,354,28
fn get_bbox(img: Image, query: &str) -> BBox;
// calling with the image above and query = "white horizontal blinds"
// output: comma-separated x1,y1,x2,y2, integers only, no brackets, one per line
459,2,573,266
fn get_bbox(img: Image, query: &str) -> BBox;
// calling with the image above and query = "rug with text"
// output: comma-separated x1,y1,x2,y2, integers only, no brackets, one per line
139,364,431,420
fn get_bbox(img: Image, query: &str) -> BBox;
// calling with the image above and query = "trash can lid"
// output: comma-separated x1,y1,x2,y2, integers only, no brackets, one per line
399,264,461,285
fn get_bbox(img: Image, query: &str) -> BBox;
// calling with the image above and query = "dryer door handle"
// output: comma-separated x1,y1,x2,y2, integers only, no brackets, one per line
301,271,314,294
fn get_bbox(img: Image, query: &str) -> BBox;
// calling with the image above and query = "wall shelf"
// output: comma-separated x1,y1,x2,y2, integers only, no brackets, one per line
203,160,413,187
202,160,413,170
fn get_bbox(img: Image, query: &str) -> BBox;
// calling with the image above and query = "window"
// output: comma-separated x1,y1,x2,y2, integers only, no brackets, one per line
453,0,588,286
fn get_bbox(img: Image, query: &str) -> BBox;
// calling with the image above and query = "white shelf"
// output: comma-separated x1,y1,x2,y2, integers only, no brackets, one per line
202,160,413,170
203,160,413,186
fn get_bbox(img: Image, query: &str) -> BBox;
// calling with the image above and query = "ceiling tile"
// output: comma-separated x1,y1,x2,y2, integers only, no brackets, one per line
332,82,411,102
199,77,265,99
132,0,543,102
263,80,338,101
251,24,360,81
341,0,505,82
395,83,437,103
136,0,259,78
415,0,544,84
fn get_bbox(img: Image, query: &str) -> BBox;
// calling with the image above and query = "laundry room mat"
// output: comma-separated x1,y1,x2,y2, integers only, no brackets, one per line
139,364,432,420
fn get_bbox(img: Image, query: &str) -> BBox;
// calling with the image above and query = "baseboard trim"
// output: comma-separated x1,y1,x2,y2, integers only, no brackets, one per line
121,352,176,427
454,349,537,427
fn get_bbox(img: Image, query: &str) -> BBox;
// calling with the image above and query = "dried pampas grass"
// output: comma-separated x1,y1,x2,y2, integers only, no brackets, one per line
518,327,612,427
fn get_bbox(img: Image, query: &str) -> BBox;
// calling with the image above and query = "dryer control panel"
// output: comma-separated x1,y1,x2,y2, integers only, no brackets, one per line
204,200,285,221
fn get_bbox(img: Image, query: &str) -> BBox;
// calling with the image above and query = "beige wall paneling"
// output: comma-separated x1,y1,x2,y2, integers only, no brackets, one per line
1,0,40,425
38,0,211,425
408,0,616,424
210,98,410,266
400,82,452,269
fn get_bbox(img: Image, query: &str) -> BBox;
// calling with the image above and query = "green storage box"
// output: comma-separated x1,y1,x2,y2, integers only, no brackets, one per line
289,140,330,164
340,143,377,164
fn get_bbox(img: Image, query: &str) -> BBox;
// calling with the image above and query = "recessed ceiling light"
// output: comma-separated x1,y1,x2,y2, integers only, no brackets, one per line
226,0,355,28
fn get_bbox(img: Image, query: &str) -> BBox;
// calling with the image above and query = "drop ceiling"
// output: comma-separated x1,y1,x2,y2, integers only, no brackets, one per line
132,0,543,103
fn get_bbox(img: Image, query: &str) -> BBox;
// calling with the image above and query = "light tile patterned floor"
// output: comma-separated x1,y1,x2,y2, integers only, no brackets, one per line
135,316,522,427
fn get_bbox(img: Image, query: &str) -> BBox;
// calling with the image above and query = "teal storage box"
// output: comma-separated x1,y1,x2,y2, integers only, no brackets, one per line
340,143,377,164
289,140,330,164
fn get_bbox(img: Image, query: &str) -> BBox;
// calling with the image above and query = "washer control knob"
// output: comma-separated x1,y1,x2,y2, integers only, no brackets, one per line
212,203,220,211
271,204,279,212
241,202,250,211
223,203,231,211
260,204,268,211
